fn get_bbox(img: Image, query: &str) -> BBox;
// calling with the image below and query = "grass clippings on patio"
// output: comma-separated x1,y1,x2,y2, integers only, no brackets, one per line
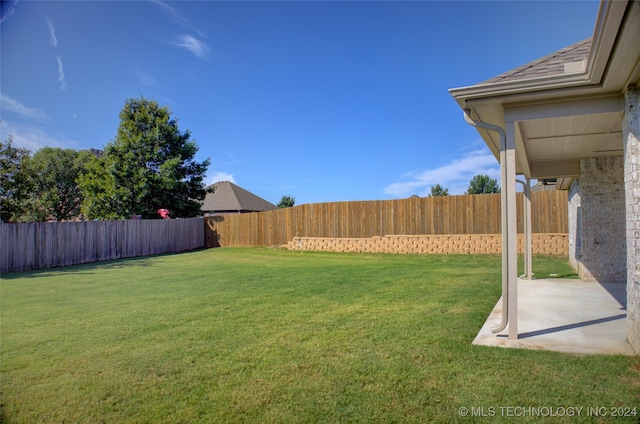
1,248,638,423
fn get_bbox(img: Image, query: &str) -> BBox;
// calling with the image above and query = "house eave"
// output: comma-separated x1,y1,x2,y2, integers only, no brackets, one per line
449,0,631,107
448,0,638,181
449,74,594,105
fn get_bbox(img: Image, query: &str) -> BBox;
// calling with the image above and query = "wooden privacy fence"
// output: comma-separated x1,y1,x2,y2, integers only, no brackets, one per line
1,218,204,273
205,191,568,248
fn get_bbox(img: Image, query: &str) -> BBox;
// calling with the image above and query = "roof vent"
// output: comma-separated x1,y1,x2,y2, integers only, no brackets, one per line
564,59,586,74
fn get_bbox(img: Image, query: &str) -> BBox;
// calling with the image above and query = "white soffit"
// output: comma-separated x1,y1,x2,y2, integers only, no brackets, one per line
519,113,622,178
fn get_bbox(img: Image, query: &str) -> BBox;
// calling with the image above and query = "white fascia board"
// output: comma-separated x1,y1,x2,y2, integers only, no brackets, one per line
587,0,629,82
448,74,593,103
503,94,623,122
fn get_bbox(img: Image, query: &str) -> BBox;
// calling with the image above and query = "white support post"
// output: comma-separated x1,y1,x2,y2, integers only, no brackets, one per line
517,178,533,280
500,133,509,332
505,121,518,339
524,178,532,280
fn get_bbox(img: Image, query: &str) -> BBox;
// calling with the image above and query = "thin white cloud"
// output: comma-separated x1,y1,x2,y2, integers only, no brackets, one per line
130,66,158,87
384,148,501,197
0,120,74,152
172,34,210,60
42,16,66,91
150,0,175,17
0,0,21,24
11,129,63,151
56,56,66,91
207,172,236,186
150,0,205,37
149,1,210,61
278,184,299,192
0,94,50,122
45,14,58,47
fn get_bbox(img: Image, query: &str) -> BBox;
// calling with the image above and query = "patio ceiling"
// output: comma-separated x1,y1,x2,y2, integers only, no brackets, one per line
520,112,623,174
449,0,640,184
465,94,625,182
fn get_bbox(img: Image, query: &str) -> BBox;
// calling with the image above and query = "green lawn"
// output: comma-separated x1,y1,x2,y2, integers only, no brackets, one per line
1,248,638,423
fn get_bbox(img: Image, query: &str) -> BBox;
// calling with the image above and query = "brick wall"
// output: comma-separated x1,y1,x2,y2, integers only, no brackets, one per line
577,157,627,283
287,233,567,256
624,85,640,354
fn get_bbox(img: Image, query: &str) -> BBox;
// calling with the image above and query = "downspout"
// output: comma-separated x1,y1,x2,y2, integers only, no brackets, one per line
463,109,508,333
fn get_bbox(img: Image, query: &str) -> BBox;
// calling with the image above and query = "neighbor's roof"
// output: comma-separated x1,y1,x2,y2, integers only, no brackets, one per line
482,38,592,84
201,181,278,213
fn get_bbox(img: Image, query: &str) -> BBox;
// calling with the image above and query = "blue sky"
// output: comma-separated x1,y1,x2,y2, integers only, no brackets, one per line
1,0,599,205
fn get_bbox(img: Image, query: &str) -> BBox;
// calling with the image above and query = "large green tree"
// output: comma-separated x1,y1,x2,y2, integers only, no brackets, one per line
466,174,500,194
22,147,93,221
0,135,31,222
79,97,211,219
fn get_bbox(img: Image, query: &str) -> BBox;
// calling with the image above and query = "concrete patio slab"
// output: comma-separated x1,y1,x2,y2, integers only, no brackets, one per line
473,279,635,355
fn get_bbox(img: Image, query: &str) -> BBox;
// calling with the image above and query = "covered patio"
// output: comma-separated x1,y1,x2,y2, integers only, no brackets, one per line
449,0,640,354
474,278,634,355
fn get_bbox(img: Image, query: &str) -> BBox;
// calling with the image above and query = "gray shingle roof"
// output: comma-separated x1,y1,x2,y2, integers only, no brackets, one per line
201,181,278,214
481,38,592,84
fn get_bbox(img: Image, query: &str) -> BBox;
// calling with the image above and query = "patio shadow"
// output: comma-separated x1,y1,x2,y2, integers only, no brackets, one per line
506,313,626,339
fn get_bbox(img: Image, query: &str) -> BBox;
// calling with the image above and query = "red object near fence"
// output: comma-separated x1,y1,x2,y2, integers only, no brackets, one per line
157,209,170,219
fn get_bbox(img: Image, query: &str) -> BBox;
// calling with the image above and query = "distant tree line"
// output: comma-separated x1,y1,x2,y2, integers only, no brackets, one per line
1,97,211,222
427,175,500,198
